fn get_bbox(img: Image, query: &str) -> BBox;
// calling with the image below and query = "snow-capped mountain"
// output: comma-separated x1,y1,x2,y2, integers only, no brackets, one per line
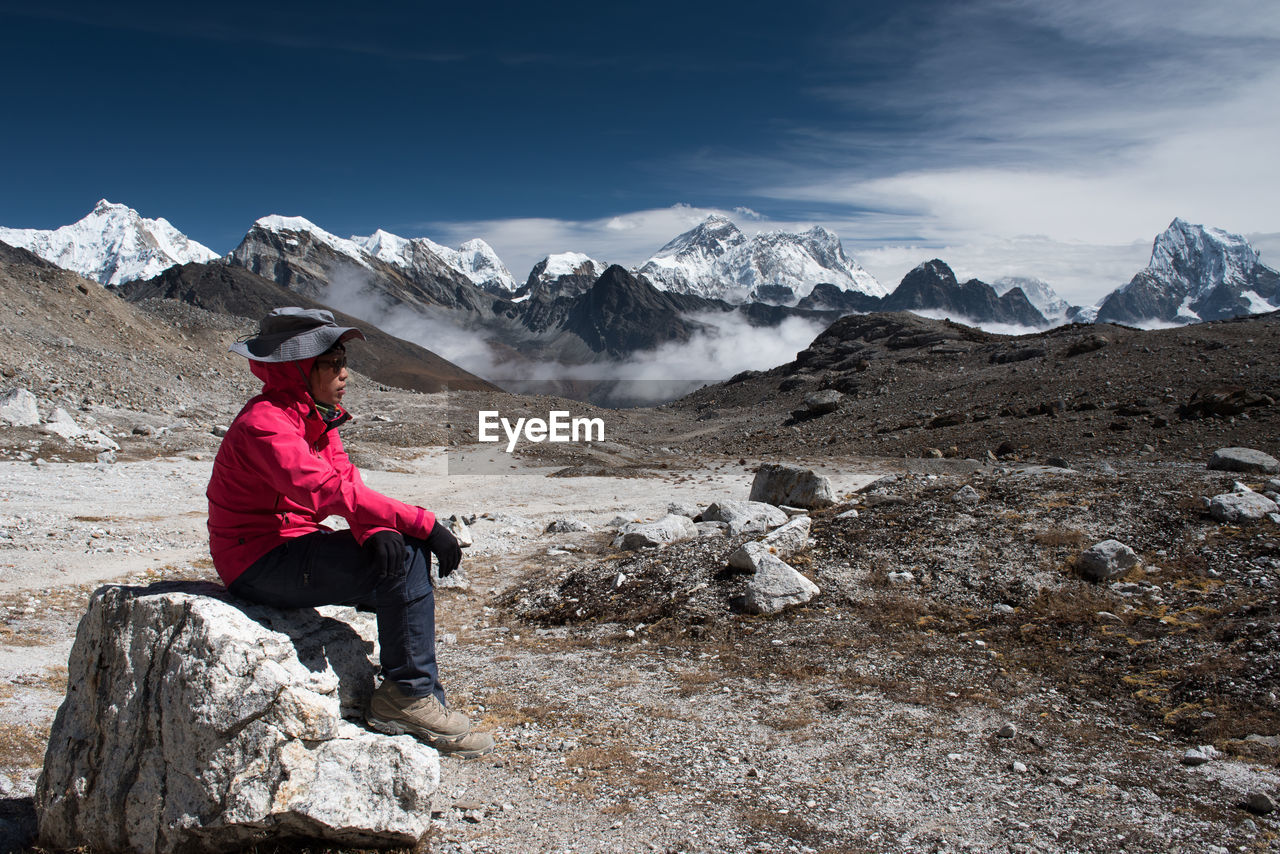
637,215,885,304
354,229,516,294
1096,219,1280,325
0,199,218,287
522,252,608,298
992,276,1071,322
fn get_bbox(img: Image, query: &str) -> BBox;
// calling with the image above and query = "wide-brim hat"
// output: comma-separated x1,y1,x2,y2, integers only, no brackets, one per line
229,307,366,362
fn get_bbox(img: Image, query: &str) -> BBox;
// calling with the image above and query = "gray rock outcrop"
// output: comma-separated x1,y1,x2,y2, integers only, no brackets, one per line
1077,540,1139,582
1208,447,1280,475
702,500,788,535
37,582,439,854
748,464,836,510
1208,491,1279,523
618,514,698,549
802,390,842,416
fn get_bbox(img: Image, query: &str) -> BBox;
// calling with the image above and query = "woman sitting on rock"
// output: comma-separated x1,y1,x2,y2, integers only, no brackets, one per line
206,306,493,758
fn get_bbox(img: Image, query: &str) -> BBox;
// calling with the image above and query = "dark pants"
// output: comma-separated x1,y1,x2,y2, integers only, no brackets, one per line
229,530,444,703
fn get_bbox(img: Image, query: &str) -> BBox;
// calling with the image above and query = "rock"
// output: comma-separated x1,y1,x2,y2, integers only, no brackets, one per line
1208,447,1280,475
996,723,1017,739
665,502,700,519
1244,792,1276,815
40,407,84,440
440,515,474,547
923,447,944,459
1077,540,1139,582
726,516,811,571
0,388,40,426
951,485,980,505
734,554,819,616
1011,761,1028,773
886,571,915,586
695,521,729,538
1233,481,1254,493
212,424,230,437
748,464,835,510
778,505,809,516
619,514,698,549
1209,492,1279,523
606,515,632,529
802,390,842,415
836,508,860,520
760,515,812,554
1266,479,1280,494
1182,746,1218,766
726,541,772,573
702,500,788,535
544,518,590,534
37,582,438,854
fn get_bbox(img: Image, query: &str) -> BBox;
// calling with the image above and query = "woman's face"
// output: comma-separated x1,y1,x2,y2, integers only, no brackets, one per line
307,349,348,407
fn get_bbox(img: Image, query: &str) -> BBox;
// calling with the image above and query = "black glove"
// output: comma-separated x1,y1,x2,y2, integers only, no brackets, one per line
364,530,406,582
425,522,462,577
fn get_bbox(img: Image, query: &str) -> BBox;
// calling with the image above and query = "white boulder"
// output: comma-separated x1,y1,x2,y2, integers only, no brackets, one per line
0,388,40,427
737,554,819,616
727,516,811,570
748,464,835,509
619,514,698,549
702,500,788,535
1208,447,1280,475
37,582,438,854
1209,491,1279,523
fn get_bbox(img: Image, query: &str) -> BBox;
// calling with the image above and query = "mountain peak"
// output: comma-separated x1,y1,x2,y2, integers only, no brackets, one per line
0,200,217,286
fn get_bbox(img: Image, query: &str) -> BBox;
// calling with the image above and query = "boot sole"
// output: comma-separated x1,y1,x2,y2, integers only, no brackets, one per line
366,714,469,743
367,716,494,758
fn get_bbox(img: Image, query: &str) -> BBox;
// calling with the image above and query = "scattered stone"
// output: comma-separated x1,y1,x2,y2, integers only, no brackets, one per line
1182,746,1219,766
0,387,40,426
1208,447,1280,475
37,582,439,854
606,515,632,528
1232,481,1254,493
778,505,809,516
993,604,1015,615
996,723,1017,739
702,500,788,535
40,407,84,440
1244,792,1276,815
545,518,591,533
802,390,843,416
1011,761,1028,774
441,515,474,547
1208,492,1278,523
1045,456,1070,469
734,553,819,616
951,485,980,505
695,521,729,537
1096,611,1124,623
1064,334,1108,357
836,508,860,520
886,571,915,586
212,424,229,437
748,463,836,509
665,501,700,519
1266,479,1280,494
619,514,698,549
923,447,944,459
1077,539,1139,582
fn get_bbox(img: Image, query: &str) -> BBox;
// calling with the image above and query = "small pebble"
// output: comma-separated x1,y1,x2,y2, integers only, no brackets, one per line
997,723,1017,739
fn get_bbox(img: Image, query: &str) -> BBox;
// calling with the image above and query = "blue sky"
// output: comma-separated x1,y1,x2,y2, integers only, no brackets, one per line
2,0,1278,304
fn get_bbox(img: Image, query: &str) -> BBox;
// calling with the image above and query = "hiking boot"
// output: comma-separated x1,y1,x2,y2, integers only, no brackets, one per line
366,681,471,741
433,729,496,760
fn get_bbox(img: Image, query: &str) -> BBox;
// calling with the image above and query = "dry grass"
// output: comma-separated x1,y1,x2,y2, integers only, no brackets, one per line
0,722,50,768
1032,527,1088,548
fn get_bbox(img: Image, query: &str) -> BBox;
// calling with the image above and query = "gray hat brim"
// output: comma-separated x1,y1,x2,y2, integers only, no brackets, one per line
230,325,365,362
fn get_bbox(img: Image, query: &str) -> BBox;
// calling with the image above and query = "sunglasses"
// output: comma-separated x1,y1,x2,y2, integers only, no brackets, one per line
314,354,347,372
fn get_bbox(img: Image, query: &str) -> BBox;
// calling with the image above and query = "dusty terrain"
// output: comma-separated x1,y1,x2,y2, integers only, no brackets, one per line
1,282,1279,853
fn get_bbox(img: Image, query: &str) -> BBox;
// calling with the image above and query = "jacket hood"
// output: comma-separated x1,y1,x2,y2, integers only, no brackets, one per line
250,357,316,399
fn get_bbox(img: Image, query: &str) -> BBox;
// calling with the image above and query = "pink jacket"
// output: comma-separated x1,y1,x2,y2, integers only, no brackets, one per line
206,358,435,586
